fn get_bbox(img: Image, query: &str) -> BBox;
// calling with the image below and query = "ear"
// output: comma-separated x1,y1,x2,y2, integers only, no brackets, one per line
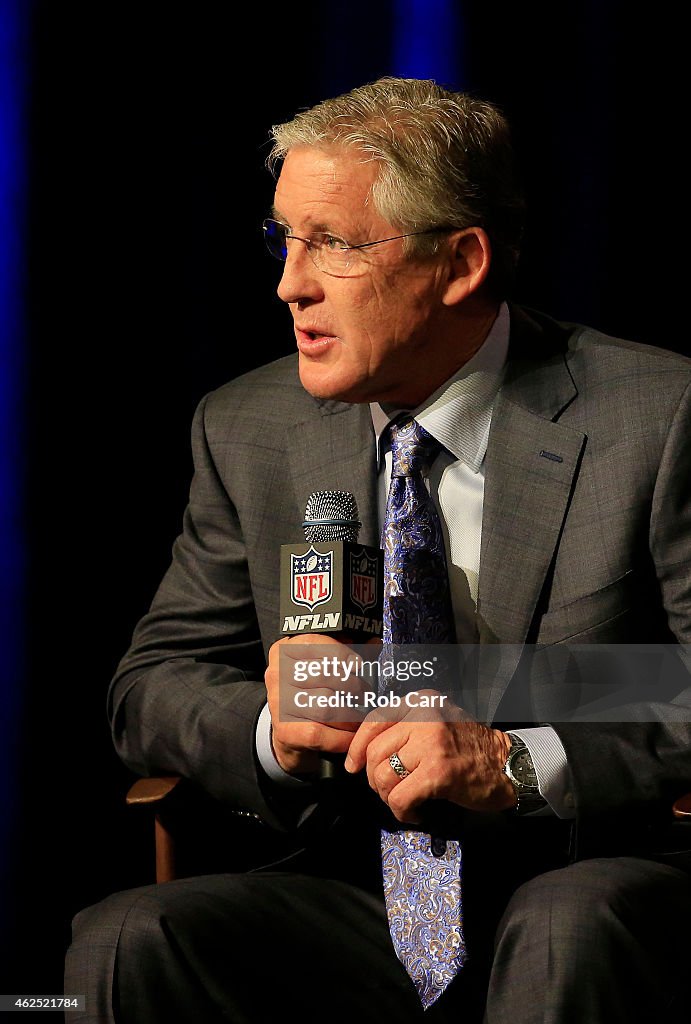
441,227,492,307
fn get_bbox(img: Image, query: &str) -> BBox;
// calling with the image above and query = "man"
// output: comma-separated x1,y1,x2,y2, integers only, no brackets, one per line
66,78,691,1022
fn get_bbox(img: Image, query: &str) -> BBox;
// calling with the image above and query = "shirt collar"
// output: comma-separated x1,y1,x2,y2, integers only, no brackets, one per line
370,302,510,473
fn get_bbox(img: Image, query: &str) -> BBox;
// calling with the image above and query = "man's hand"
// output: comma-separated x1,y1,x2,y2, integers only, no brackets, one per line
344,690,516,823
264,633,367,777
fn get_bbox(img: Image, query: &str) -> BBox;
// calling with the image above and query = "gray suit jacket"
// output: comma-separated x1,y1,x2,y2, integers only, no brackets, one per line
109,306,691,855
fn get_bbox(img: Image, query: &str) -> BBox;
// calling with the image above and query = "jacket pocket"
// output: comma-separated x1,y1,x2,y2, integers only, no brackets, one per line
536,570,638,646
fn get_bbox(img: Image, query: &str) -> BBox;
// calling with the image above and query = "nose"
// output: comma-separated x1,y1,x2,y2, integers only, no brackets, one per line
276,239,325,305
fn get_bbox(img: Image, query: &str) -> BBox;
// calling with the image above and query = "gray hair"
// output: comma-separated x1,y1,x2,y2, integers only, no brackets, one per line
269,77,525,297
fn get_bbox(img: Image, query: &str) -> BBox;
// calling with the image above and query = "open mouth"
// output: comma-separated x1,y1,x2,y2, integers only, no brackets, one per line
302,328,332,340
297,328,336,347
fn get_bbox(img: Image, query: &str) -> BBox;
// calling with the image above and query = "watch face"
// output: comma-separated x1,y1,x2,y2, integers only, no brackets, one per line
509,749,539,789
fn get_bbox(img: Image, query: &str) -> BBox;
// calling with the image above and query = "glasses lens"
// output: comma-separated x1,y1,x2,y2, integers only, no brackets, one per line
263,219,288,261
315,238,352,276
261,220,358,276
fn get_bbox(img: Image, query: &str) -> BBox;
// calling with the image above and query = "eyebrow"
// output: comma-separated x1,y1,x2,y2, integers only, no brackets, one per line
269,207,349,239
270,205,288,224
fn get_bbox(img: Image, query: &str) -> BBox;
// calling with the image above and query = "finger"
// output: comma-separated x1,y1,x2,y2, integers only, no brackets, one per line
355,735,427,823
344,697,409,769
386,774,426,824
272,722,355,776
344,717,398,772
282,633,355,656
276,687,365,729
369,735,419,799
273,720,355,758
314,726,357,755
284,631,349,646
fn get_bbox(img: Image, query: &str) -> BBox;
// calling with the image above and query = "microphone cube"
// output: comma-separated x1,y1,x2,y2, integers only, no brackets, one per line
280,541,383,639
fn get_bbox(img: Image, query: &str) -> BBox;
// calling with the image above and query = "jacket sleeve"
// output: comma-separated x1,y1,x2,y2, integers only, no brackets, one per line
107,391,303,828
553,378,691,825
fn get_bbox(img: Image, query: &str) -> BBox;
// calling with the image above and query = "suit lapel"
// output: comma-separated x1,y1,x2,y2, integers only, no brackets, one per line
476,309,587,721
285,400,379,546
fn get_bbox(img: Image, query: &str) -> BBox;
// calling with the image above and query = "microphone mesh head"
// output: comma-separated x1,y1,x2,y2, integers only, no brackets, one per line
303,490,361,542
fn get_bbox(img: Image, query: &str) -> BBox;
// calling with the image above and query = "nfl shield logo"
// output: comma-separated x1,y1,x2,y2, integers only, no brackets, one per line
350,548,378,612
291,547,333,611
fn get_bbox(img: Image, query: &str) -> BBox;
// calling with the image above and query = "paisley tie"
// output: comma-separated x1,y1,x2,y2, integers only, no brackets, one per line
380,417,466,1010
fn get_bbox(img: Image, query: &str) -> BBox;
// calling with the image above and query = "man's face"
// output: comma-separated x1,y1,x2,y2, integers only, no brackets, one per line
272,147,451,406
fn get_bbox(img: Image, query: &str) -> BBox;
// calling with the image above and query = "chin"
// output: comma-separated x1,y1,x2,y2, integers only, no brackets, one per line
298,361,366,404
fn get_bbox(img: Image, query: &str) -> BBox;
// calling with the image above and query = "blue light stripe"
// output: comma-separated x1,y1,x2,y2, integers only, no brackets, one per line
0,0,28,889
392,0,465,88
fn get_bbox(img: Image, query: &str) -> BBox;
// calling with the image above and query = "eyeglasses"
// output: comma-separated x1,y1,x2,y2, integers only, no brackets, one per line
262,218,450,278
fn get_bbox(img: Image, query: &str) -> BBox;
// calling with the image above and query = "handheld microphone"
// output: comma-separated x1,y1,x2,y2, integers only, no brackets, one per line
303,489,361,543
279,491,383,782
279,490,383,640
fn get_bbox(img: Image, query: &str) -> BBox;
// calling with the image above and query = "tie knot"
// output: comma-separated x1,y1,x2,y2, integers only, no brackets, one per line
389,418,440,477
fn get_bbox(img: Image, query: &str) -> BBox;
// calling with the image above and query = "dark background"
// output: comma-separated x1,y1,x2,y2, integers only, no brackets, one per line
4,0,688,996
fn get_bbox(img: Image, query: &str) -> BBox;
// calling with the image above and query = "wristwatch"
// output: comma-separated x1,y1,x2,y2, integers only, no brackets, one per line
503,734,546,814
